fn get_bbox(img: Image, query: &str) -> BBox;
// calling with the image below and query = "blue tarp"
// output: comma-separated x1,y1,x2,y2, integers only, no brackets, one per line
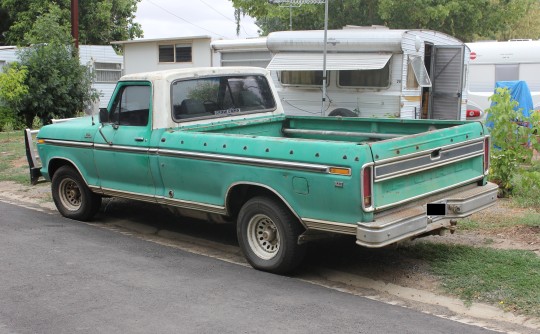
486,80,534,128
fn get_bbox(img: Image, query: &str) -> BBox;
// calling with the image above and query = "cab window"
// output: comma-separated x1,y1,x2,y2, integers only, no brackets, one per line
110,85,151,126
171,75,275,121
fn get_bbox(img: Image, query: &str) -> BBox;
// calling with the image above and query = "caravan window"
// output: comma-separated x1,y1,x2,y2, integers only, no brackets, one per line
338,61,391,88
279,71,326,86
94,62,123,83
495,64,519,82
406,56,432,89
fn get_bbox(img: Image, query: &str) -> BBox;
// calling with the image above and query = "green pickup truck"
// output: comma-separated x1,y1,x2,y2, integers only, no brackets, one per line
25,67,497,274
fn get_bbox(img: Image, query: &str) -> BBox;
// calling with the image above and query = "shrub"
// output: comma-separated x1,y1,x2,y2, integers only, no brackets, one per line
486,88,540,197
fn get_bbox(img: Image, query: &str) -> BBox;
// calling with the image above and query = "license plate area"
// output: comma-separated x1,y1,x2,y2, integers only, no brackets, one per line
427,203,447,216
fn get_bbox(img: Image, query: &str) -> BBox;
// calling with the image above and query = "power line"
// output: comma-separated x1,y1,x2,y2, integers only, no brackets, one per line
146,0,228,39
197,0,258,37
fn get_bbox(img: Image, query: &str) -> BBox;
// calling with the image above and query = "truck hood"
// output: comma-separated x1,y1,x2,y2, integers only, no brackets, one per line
37,116,99,143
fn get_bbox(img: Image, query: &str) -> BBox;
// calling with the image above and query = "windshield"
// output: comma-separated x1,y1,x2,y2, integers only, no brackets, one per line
171,74,276,121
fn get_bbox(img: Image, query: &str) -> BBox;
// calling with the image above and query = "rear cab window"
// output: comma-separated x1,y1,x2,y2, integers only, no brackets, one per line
171,74,276,122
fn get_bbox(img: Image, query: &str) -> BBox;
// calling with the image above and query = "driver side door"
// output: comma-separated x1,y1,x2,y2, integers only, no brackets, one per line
94,82,155,198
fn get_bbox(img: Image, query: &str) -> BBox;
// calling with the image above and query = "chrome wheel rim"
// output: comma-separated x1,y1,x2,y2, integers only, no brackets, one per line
247,214,280,260
58,178,81,211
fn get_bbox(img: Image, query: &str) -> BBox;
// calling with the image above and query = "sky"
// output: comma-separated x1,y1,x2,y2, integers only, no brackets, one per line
134,0,261,40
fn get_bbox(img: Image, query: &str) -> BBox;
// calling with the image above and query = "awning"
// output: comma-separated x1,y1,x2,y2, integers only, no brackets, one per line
266,52,392,71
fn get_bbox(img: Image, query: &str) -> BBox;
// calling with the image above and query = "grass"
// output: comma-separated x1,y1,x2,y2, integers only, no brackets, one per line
0,131,29,184
402,243,540,317
460,212,540,231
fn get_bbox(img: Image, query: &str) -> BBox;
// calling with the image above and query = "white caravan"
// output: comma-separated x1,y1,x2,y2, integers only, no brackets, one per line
212,27,470,120
466,40,540,120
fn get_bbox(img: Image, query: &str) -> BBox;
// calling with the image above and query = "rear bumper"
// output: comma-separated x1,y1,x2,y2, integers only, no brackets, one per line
356,182,498,248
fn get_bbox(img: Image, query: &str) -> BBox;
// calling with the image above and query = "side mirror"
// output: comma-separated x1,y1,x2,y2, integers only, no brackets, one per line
99,108,109,123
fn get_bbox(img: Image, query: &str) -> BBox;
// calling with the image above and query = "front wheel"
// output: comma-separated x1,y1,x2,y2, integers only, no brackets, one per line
51,165,102,221
237,196,306,274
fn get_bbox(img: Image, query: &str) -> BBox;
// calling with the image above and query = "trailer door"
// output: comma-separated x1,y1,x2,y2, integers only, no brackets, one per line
429,45,464,120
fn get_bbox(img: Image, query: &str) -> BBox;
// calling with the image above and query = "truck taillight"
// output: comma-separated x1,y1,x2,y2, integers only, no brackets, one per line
362,165,373,210
484,136,490,174
467,109,481,118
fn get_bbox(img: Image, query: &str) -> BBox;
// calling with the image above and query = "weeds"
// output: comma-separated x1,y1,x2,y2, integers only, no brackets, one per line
0,131,28,184
402,243,540,317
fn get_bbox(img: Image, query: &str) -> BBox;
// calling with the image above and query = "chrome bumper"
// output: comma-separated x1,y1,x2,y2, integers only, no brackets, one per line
356,182,498,248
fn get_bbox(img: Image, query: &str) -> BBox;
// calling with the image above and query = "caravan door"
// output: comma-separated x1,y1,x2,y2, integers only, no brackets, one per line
429,45,465,120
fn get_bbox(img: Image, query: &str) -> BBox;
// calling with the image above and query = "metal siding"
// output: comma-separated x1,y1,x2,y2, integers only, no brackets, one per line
0,47,19,63
267,52,392,71
79,45,122,64
221,51,272,68
93,83,117,108
520,64,540,92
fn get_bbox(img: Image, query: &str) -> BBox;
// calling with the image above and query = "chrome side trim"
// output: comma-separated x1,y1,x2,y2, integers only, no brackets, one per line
43,139,341,175
100,187,227,215
43,139,94,148
158,149,330,174
375,175,484,211
94,143,149,154
158,196,226,215
101,188,157,203
302,218,357,235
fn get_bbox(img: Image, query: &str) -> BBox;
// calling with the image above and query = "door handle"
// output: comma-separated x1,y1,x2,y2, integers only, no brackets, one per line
134,137,145,142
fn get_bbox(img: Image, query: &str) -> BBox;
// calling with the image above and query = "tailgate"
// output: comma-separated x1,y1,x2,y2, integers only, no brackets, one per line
367,122,488,211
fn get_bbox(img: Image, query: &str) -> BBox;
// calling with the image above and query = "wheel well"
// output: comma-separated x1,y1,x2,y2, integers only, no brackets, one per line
226,184,297,221
48,159,77,180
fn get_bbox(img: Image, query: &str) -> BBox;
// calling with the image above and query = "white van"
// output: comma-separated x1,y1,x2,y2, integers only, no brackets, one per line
212,27,470,120
466,40,540,120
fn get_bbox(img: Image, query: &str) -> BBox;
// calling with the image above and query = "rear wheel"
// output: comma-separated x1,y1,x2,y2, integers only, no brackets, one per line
237,196,306,274
51,166,101,221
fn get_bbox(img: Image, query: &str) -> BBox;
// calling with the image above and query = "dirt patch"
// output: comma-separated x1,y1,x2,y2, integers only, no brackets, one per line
445,199,540,254
11,156,29,168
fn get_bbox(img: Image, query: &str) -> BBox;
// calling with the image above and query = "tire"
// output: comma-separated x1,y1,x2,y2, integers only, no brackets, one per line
237,196,307,274
328,108,357,117
51,165,102,221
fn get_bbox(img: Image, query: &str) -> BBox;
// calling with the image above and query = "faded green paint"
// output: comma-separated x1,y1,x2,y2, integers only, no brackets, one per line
36,75,490,227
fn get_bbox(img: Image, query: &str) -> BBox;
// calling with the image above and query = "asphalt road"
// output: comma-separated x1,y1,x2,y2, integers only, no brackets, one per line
0,201,497,334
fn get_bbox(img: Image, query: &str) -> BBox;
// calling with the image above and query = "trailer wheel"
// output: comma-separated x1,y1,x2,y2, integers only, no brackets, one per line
237,196,306,274
328,108,357,117
51,166,101,221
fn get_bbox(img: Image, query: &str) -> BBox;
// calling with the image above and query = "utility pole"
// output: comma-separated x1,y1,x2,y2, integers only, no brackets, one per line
71,0,79,49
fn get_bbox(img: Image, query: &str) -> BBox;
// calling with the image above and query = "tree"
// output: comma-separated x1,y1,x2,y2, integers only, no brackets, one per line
12,10,97,127
378,0,539,42
0,63,28,129
232,0,540,42
233,0,382,36
0,0,143,46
